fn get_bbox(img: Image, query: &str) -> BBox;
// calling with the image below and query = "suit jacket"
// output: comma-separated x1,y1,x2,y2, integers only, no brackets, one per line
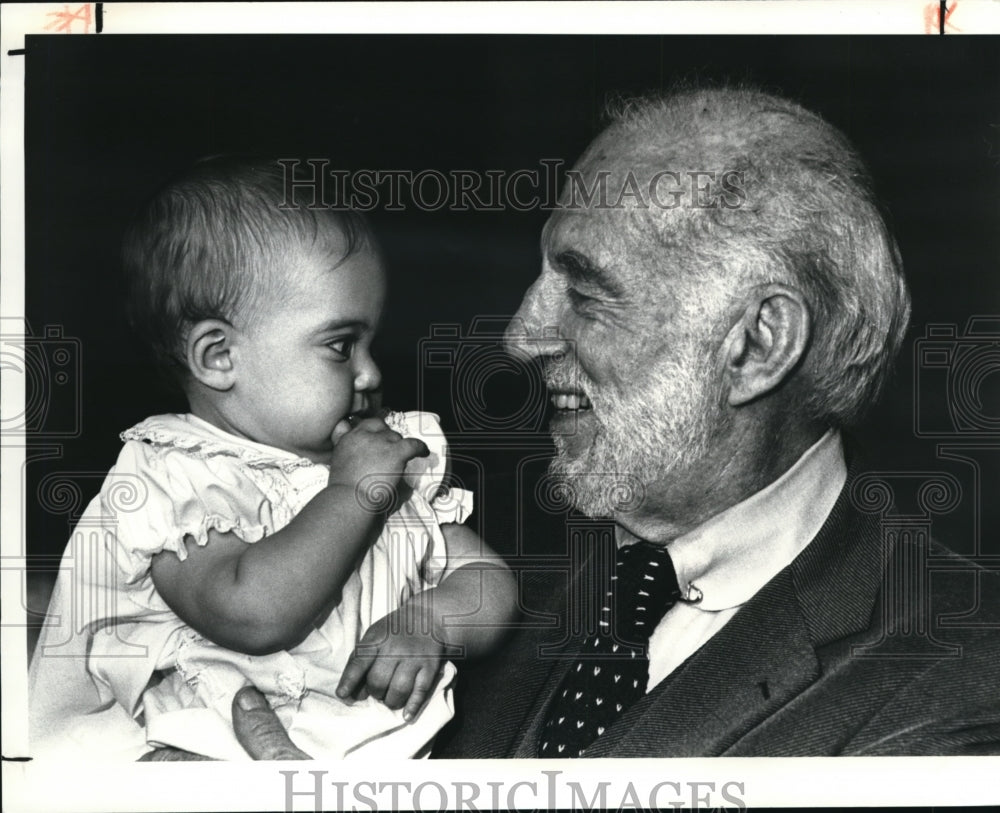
436,461,1000,757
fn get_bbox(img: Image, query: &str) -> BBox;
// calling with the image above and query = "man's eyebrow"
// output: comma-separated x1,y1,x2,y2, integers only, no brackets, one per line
552,250,621,296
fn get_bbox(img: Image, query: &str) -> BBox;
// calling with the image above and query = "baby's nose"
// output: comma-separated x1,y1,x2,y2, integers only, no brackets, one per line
354,366,381,393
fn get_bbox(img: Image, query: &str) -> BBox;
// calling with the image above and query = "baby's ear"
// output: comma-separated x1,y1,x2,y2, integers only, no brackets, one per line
187,319,236,391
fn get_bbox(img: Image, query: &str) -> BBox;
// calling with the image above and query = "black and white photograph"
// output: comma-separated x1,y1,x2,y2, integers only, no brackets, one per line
2,3,999,810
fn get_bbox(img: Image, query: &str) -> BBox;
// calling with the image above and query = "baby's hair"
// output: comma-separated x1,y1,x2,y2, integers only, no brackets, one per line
122,155,373,384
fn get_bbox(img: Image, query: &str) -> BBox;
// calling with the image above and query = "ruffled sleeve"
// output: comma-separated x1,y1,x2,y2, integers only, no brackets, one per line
106,440,276,587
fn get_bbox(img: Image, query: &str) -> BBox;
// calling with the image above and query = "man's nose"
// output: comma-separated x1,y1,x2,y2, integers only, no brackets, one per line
504,275,570,360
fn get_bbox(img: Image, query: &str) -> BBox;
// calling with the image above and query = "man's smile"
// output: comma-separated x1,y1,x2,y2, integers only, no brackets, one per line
549,390,592,412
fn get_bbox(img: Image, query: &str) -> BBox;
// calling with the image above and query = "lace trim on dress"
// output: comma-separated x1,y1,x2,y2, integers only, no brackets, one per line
121,417,315,474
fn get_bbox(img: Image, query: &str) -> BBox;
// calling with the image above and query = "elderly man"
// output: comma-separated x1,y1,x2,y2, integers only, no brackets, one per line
224,85,1000,759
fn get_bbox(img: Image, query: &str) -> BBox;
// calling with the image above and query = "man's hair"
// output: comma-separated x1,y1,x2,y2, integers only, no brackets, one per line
122,156,373,383
604,84,911,427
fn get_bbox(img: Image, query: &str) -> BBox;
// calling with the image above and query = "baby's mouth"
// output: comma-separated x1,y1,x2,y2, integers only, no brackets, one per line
347,402,389,426
346,404,375,426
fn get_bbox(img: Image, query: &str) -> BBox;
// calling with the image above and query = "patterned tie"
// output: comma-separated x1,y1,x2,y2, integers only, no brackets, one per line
538,540,681,757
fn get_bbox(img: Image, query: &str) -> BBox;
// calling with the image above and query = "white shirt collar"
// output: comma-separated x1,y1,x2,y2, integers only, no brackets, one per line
617,430,846,611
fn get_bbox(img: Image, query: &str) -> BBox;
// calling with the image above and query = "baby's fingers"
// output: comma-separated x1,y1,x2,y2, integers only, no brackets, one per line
336,645,377,701
400,437,430,460
330,418,353,445
402,666,437,722
383,662,419,711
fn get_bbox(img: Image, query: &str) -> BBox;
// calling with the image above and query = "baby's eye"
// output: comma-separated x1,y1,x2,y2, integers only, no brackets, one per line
325,338,355,359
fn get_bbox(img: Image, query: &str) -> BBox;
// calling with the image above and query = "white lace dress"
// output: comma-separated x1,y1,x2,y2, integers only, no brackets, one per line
29,411,472,760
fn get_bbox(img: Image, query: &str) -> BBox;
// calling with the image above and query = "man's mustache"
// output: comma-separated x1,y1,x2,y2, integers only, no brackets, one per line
542,359,590,396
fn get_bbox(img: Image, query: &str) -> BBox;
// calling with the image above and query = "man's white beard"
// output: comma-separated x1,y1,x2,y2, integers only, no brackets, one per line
548,347,718,519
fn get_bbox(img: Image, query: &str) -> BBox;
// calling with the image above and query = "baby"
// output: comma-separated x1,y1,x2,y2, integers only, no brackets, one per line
28,157,517,760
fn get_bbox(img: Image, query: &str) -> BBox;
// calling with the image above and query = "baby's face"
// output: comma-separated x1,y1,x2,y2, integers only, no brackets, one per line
227,241,386,462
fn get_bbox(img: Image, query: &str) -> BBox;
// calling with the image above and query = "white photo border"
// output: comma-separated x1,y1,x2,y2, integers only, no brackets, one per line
3,3,999,811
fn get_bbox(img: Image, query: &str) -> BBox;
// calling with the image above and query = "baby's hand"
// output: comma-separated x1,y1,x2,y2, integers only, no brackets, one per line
336,605,447,722
327,417,428,499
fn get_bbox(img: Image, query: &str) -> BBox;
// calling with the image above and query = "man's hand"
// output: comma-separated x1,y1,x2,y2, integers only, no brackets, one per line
231,686,311,760
336,603,448,722
136,687,311,761
137,746,214,761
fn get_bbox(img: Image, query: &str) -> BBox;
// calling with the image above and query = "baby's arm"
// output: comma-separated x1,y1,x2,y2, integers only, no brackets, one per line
336,523,517,720
149,418,427,655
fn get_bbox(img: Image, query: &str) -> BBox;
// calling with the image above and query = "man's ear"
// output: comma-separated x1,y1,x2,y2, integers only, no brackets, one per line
186,319,236,391
721,283,811,407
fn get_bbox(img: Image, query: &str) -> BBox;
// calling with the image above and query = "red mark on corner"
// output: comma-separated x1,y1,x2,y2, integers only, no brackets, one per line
924,1,961,35
43,4,93,33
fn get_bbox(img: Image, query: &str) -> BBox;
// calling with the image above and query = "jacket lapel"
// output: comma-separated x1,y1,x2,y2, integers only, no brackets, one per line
584,569,820,756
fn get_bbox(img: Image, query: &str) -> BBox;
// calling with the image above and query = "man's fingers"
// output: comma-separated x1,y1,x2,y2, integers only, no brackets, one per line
232,687,310,760
337,646,376,700
138,747,214,761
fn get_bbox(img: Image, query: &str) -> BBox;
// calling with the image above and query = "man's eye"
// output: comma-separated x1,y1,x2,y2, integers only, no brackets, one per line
568,288,594,309
326,338,354,359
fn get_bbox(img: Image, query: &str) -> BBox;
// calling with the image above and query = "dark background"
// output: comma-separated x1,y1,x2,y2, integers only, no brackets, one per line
22,35,1000,608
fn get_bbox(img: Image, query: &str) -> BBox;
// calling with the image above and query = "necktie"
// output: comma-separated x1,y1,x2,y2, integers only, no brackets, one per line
538,540,681,757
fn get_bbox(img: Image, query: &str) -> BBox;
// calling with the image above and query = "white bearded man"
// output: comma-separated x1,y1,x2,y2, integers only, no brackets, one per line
157,85,1000,759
